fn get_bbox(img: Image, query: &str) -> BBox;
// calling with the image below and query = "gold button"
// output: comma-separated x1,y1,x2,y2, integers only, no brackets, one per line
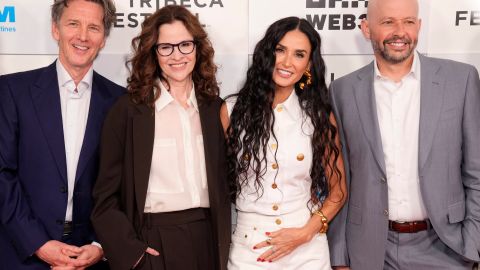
275,219,282,225
271,183,278,189
243,153,250,161
272,163,278,169
277,106,283,112
272,204,279,211
271,143,277,150
297,153,304,161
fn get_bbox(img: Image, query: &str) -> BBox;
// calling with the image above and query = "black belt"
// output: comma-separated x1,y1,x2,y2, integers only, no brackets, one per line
143,208,210,228
63,221,73,236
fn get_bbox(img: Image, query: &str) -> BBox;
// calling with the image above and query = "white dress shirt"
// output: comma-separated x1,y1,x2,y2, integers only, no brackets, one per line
226,90,314,216
144,82,209,213
374,51,428,221
56,60,92,222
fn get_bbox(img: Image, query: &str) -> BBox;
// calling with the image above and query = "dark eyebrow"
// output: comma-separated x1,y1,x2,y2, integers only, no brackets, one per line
277,43,308,54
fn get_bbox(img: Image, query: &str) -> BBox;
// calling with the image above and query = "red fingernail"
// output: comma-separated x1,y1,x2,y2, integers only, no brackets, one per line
265,232,270,236
269,260,272,263
253,246,257,250
257,258,260,262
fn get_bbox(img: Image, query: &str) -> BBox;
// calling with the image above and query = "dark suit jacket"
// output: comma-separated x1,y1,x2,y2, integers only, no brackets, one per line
91,94,231,270
0,61,125,269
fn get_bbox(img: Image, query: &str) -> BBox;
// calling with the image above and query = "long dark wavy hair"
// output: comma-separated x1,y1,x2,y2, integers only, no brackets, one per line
227,17,342,208
127,5,219,107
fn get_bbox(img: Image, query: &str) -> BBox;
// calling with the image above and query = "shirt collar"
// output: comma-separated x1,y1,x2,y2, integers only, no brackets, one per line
374,50,420,81
274,89,302,120
56,59,93,97
154,81,198,113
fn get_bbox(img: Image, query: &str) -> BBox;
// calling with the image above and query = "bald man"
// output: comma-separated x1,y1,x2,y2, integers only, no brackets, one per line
327,0,480,269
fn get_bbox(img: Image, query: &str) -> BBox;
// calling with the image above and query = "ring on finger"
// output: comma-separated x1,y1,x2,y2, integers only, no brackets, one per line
266,238,272,245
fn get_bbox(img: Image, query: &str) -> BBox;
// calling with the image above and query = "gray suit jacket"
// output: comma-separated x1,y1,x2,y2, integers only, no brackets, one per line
328,54,480,269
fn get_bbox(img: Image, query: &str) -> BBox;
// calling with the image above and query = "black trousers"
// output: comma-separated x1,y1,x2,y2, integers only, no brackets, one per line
136,208,216,270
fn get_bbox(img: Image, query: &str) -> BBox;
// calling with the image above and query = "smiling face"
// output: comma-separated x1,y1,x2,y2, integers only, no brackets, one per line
52,0,106,77
362,0,421,65
156,20,196,86
272,29,311,93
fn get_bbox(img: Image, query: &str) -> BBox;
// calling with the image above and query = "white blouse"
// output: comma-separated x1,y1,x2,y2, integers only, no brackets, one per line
227,90,314,216
144,83,209,213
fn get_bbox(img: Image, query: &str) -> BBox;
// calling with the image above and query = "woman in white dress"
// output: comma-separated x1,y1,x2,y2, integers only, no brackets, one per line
220,17,346,269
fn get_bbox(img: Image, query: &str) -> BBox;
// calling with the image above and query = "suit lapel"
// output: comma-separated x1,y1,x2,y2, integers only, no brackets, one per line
75,72,110,183
133,104,155,215
418,55,444,171
198,100,218,199
353,63,387,176
30,62,68,183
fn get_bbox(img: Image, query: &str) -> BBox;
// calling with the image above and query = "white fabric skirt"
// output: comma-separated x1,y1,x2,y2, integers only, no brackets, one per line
228,208,332,270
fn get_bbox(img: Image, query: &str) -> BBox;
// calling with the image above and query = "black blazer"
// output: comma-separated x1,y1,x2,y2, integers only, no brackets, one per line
91,94,231,270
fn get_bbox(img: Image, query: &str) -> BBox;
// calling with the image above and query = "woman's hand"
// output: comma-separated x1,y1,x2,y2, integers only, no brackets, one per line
252,226,316,263
132,247,159,269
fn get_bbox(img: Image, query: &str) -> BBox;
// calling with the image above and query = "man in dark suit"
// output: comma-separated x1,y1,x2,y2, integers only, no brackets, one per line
328,0,480,269
0,0,124,269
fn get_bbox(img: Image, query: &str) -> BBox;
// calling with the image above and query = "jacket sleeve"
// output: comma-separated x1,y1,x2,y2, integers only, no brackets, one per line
327,80,351,267
90,99,148,270
460,66,480,261
0,75,50,260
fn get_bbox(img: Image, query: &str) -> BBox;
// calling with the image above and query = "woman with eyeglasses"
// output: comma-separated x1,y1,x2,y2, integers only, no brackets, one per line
91,5,230,270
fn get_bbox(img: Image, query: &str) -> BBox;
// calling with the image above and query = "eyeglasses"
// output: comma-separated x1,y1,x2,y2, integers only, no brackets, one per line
155,40,196,56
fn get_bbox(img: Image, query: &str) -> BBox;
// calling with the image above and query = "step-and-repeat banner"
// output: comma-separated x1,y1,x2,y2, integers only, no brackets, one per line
0,0,479,96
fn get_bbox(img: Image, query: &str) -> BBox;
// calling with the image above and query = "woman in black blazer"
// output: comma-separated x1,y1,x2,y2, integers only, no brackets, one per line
91,5,230,270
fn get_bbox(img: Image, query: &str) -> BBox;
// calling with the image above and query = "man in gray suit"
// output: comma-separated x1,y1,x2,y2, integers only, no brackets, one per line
328,0,480,269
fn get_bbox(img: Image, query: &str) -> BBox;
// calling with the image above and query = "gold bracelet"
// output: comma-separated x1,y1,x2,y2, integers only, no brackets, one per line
312,209,329,233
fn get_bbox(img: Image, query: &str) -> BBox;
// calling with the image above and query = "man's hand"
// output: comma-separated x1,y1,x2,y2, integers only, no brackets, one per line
35,240,87,267
51,244,104,270
72,244,104,267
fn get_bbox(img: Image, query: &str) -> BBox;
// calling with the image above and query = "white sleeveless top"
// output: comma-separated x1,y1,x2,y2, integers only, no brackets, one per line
226,90,314,216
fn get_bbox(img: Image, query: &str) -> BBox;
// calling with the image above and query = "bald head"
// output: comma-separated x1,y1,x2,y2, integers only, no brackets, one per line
367,0,419,22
